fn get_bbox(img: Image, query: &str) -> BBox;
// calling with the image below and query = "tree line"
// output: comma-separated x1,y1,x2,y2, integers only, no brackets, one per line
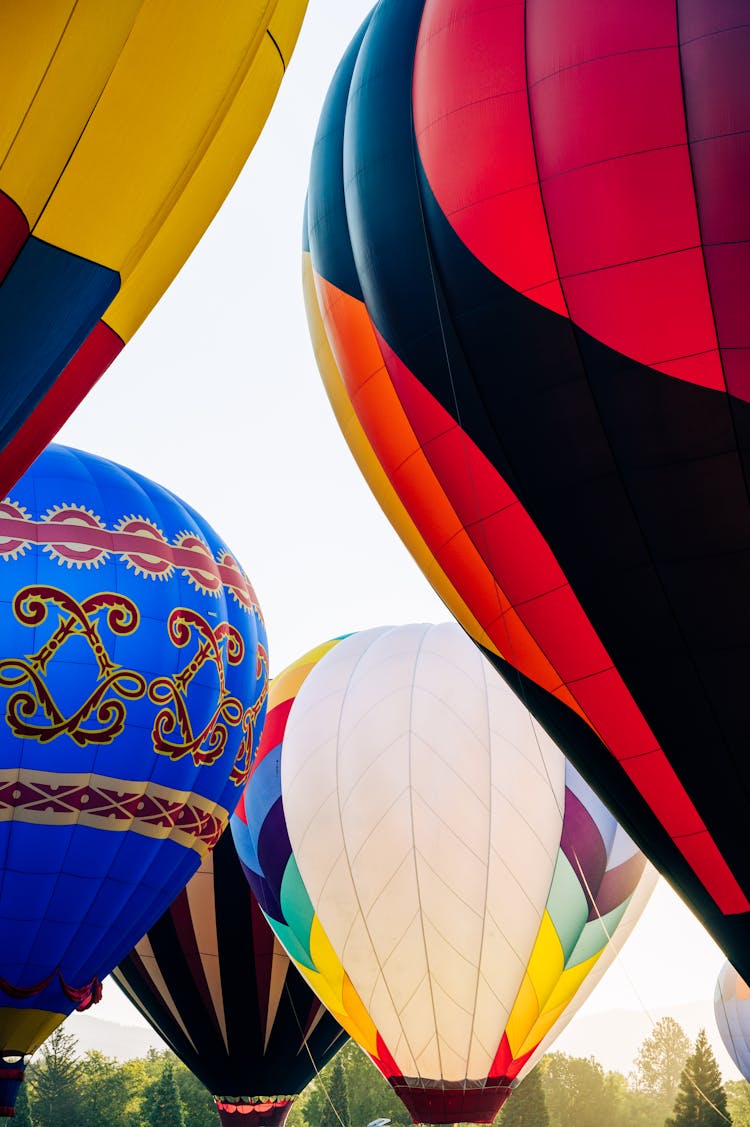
13,1016,749,1126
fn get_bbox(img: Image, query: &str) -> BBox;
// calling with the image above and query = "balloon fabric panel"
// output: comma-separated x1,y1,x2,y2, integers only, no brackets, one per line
305,0,750,979
0,444,267,1071
232,624,655,1124
113,830,347,1127
0,0,308,495
715,961,750,1082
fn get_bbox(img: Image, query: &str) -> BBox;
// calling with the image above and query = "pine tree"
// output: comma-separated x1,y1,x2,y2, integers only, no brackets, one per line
666,1028,732,1127
327,1053,350,1127
28,1025,83,1127
141,1059,186,1127
12,1079,32,1127
498,1066,549,1127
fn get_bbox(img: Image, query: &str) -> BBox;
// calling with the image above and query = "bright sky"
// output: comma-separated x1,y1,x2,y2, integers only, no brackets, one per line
56,0,736,1079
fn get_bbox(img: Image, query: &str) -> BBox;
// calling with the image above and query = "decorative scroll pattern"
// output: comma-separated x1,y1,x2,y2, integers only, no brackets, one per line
0,586,145,745
0,769,227,855
0,501,261,614
230,644,269,787
0,586,253,778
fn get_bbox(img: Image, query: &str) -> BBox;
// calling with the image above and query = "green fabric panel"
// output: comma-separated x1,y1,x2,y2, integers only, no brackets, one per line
545,851,588,962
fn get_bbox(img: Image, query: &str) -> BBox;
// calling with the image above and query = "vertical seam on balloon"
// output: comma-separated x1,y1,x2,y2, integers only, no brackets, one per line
674,4,729,399
265,28,286,72
461,644,494,1093
0,0,80,178
406,623,446,1088
329,626,426,1083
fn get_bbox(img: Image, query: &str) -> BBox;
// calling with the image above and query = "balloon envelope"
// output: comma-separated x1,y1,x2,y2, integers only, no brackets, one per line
304,0,750,981
0,444,267,1115
715,961,750,1082
113,828,347,1127
0,0,307,493
232,624,656,1123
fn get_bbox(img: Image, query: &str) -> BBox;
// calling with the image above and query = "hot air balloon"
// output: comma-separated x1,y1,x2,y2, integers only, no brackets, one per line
0,0,307,495
0,443,267,1118
715,961,750,1081
113,826,347,1127
304,0,750,982
231,624,656,1123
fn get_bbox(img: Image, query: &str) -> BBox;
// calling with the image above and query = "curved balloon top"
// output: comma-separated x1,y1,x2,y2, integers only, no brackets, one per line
113,828,347,1127
232,624,655,1124
715,961,750,1082
0,0,307,494
0,444,267,1084
304,0,750,981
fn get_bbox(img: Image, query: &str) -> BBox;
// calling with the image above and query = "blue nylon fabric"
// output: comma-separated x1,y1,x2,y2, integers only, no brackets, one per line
0,239,120,451
0,444,267,1023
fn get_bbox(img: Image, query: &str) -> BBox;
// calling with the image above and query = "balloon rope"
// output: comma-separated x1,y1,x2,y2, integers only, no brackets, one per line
282,979,348,1127
570,846,730,1124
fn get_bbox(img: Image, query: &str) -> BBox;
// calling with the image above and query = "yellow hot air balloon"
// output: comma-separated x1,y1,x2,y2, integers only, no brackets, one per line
0,0,307,492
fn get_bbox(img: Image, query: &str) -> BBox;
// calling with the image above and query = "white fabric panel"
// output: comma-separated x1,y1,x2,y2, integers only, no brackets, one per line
283,622,572,1083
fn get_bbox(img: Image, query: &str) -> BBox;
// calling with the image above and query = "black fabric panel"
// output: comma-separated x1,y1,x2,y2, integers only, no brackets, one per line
113,832,346,1098
481,647,750,977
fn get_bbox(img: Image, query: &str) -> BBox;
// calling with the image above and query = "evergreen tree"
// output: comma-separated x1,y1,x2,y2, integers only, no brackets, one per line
327,1054,350,1127
27,1025,83,1127
12,1079,32,1127
498,1066,549,1127
141,1059,186,1127
666,1028,731,1127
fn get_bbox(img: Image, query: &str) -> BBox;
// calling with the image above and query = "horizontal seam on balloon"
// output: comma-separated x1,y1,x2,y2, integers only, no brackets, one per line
556,242,703,281
529,42,675,88
679,19,750,47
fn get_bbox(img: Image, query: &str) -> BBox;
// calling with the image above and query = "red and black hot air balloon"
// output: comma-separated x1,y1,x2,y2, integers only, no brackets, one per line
113,830,347,1127
304,0,750,978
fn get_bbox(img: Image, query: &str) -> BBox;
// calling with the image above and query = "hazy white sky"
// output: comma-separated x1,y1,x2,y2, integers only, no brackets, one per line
56,0,736,1078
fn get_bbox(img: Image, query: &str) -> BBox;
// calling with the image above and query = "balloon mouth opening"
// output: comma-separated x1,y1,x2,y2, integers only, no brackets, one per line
214,1096,295,1127
389,1077,515,1124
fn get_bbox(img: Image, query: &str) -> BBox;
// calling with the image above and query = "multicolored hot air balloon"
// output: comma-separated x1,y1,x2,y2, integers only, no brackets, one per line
114,827,347,1127
232,624,656,1123
715,962,750,1081
0,0,307,494
304,0,750,981
0,444,267,1118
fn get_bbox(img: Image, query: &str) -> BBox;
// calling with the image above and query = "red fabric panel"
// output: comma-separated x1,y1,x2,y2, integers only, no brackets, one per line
676,832,750,916
390,1078,512,1125
679,19,750,402
526,0,675,75
255,699,293,769
620,752,706,837
0,191,29,283
0,319,123,496
413,0,563,309
527,0,721,385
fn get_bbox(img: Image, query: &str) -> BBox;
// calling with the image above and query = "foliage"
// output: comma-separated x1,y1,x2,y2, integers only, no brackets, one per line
726,1081,750,1127
666,1028,731,1127
140,1058,186,1127
327,1055,350,1127
497,1065,549,1126
13,1079,33,1127
633,1017,691,1104
27,1026,83,1127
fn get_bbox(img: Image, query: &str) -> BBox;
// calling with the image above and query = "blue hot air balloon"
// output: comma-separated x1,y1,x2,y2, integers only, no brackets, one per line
0,443,267,1118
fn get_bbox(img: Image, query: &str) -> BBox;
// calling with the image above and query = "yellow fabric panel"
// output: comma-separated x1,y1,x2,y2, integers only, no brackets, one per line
104,27,295,340
504,972,542,1059
0,0,142,224
302,254,499,657
304,914,380,1056
267,0,308,62
269,640,341,710
0,0,76,169
0,1007,64,1055
525,910,565,1013
515,951,602,1059
26,1,302,271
